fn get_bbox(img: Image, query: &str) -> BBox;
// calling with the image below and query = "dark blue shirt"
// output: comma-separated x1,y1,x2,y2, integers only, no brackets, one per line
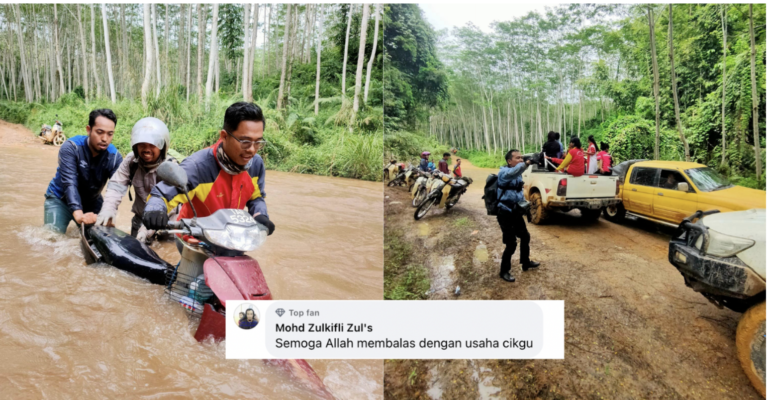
239,319,258,329
497,163,526,212
419,159,431,172
46,135,122,213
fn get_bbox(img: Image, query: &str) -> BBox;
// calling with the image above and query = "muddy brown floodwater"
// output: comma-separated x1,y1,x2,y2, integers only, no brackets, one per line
384,157,762,400
0,120,383,399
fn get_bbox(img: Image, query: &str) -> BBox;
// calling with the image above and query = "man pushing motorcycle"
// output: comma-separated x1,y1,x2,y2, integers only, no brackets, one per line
142,102,275,237
94,117,177,243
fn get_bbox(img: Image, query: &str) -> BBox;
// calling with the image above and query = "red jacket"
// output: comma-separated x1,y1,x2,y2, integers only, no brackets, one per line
147,140,268,219
552,148,585,177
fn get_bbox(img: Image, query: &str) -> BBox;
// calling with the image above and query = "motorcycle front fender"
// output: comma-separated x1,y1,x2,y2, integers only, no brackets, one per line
203,256,273,308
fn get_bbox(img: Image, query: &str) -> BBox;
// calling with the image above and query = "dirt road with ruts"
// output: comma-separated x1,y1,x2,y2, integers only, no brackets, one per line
384,158,760,400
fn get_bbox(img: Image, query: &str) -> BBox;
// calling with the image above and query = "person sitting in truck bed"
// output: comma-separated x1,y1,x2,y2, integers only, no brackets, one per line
546,136,585,177
596,142,612,175
541,131,562,171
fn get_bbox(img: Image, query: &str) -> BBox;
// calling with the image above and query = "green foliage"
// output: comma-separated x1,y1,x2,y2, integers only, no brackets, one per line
383,4,448,132
384,228,429,300
384,130,448,165
0,90,382,181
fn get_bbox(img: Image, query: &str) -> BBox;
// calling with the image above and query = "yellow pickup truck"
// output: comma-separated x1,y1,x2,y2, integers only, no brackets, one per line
603,160,766,226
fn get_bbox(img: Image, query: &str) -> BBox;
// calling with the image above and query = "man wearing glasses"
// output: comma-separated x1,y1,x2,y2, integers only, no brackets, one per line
143,102,275,236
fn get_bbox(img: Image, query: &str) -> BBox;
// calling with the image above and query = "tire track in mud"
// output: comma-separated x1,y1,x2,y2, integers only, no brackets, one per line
384,182,760,400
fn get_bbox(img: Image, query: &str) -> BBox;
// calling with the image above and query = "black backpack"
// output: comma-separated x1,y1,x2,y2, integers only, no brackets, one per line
483,174,501,216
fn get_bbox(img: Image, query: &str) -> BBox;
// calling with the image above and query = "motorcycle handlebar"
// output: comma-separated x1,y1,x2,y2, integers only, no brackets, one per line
167,220,183,230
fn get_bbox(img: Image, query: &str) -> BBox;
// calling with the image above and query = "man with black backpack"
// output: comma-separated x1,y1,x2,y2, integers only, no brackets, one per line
484,149,540,282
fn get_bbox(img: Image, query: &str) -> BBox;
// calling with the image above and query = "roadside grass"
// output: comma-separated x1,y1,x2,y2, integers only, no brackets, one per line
0,91,383,181
384,226,430,300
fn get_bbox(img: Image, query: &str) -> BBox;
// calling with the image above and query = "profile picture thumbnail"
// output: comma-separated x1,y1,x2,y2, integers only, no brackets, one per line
234,304,260,330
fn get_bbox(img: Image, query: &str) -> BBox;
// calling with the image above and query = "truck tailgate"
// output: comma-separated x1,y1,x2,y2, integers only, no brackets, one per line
566,175,617,198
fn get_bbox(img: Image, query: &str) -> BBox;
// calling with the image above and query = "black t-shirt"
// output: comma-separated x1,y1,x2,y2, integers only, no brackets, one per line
542,141,560,158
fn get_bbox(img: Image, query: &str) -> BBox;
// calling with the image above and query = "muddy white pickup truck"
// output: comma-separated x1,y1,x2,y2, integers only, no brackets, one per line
521,155,621,224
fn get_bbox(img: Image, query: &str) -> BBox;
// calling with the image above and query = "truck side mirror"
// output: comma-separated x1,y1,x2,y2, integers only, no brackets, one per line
677,182,689,192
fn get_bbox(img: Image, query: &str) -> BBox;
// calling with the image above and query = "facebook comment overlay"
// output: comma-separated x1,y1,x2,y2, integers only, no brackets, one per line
226,301,564,359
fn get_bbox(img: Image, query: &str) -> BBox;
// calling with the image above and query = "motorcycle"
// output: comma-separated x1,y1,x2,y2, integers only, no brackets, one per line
387,164,413,187
78,162,333,398
414,173,473,220
410,170,433,207
40,116,66,146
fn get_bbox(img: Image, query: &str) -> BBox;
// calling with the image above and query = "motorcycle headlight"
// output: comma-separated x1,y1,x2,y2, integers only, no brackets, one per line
204,223,268,251
694,229,755,257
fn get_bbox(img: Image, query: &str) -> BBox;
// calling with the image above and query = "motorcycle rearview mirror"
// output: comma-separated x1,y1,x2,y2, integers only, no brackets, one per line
157,161,199,221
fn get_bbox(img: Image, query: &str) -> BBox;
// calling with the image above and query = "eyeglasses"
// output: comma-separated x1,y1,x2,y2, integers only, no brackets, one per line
225,129,267,150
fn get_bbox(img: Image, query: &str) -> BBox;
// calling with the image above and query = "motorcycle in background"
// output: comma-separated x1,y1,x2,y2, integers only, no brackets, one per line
414,172,473,220
39,116,66,146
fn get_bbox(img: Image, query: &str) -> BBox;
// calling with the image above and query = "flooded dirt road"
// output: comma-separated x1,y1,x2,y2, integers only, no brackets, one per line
0,120,382,399
384,157,761,399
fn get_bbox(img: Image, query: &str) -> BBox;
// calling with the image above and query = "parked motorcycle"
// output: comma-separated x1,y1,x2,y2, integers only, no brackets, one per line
387,164,413,187
40,116,66,146
410,170,433,207
414,173,473,220
78,161,333,398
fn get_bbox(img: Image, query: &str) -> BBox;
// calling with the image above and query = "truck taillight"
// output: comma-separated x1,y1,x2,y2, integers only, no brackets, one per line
557,179,567,196
616,180,620,195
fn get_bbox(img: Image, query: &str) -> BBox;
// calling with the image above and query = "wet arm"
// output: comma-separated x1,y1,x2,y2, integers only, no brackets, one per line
499,163,527,180
59,141,83,213
247,162,268,218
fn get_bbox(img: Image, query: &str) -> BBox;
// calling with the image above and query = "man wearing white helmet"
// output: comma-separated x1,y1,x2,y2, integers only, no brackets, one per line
95,117,175,242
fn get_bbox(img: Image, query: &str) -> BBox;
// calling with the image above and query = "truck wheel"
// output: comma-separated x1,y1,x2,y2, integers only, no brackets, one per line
530,192,548,225
603,203,626,223
736,302,766,397
580,208,601,222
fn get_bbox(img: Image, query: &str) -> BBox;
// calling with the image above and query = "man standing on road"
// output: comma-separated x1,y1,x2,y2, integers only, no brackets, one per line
142,102,275,238
43,109,122,234
438,152,451,174
496,149,540,282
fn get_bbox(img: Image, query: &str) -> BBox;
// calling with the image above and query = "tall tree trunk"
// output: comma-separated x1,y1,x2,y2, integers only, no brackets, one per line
76,5,89,102
276,4,292,110
204,4,219,102
648,7,661,160
352,4,370,114
164,4,169,86
314,5,324,115
102,4,116,103
721,5,727,166
364,4,380,104
749,5,762,178
152,4,161,96
141,4,153,106
285,6,298,105
178,4,186,88
341,5,352,96
248,4,259,95
266,4,272,77
120,4,129,98
197,4,206,102
54,5,66,96
186,5,192,101
668,5,691,161
12,5,32,102
242,3,251,101
262,5,268,78
90,4,102,99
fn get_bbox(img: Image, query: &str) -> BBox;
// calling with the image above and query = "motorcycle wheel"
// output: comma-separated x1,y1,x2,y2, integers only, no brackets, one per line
414,197,437,220
387,179,400,187
445,194,461,209
53,133,66,146
412,187,427,207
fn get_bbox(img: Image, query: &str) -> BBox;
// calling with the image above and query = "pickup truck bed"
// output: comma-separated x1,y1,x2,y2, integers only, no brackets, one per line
522,163,620,224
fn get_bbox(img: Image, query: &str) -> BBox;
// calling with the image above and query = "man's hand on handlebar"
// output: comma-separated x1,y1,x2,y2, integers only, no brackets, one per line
253,213,275,236
143,210,169,231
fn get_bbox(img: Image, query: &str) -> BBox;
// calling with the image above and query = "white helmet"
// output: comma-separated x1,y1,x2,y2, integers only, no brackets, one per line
131,117,170,161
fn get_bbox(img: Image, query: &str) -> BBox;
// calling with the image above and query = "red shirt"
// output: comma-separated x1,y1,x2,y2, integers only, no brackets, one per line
553,148,585,177
453,165,462,177
597,151,612,172
438,159,450,174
